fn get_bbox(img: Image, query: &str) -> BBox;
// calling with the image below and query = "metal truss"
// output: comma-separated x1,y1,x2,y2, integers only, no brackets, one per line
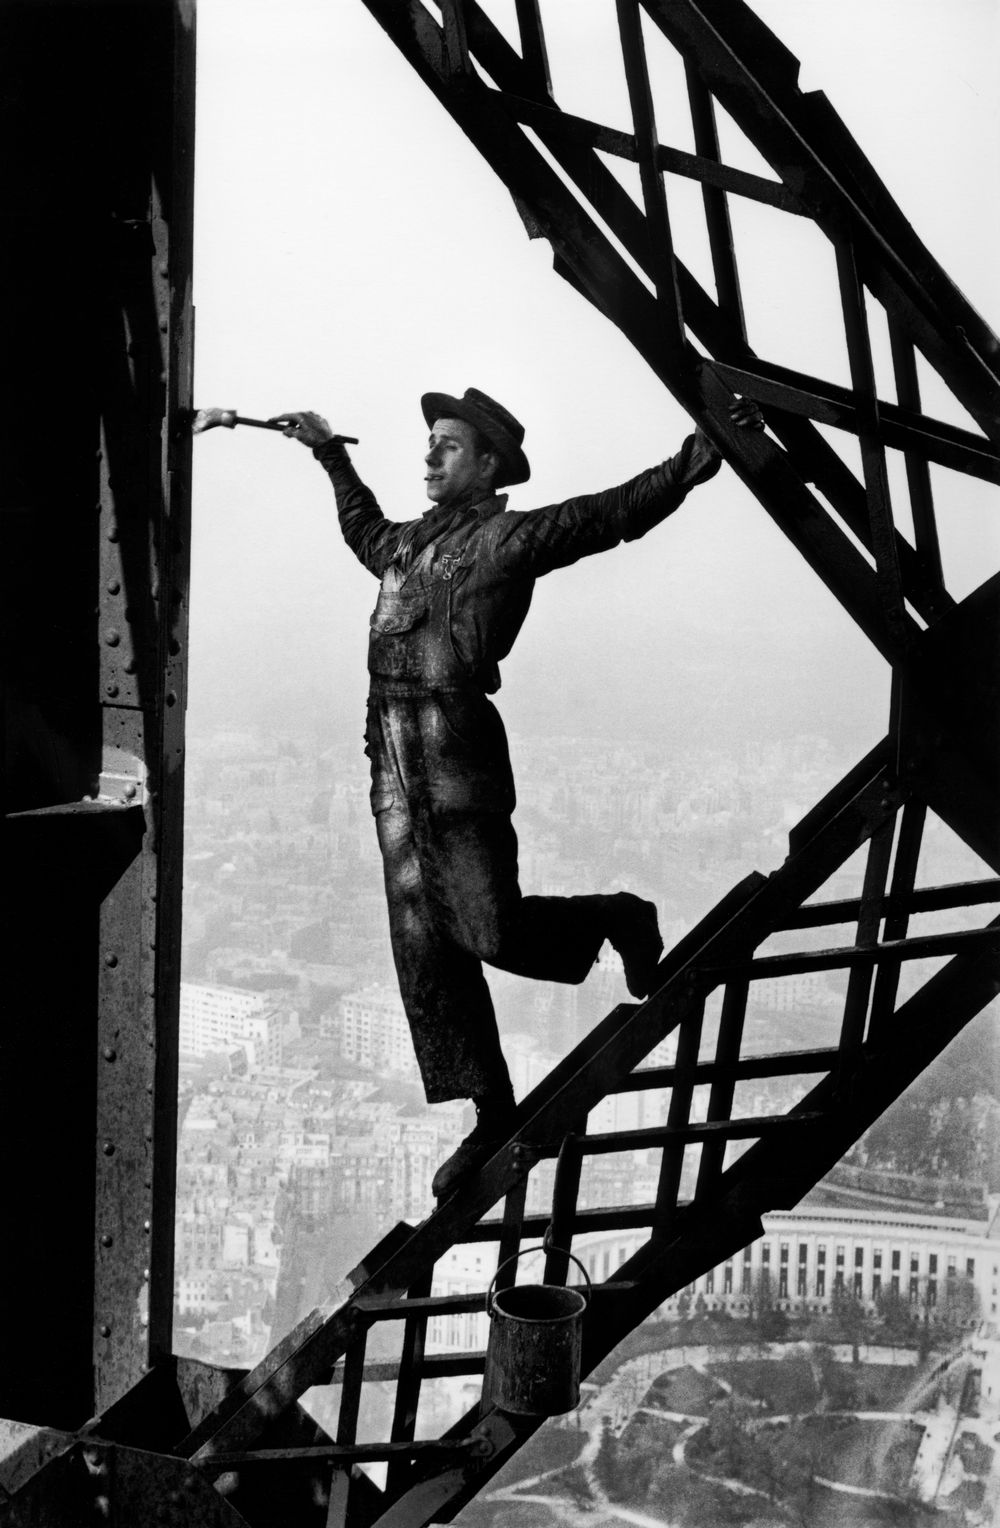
4,1,998,1524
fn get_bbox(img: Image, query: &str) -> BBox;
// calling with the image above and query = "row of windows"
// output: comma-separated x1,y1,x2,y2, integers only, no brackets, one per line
572,1238,994,1296
754,1243,974,1277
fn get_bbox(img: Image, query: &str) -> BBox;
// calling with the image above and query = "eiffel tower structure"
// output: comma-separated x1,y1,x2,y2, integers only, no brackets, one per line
2,1,998,1524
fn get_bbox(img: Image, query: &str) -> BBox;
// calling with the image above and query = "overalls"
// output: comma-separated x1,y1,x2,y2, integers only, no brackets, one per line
365,534,614,1103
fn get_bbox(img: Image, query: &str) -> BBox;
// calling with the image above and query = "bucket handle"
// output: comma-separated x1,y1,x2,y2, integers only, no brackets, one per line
487,1243,592,1318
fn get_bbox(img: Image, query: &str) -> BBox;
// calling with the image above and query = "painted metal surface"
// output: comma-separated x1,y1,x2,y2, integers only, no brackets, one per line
2,0,194,1426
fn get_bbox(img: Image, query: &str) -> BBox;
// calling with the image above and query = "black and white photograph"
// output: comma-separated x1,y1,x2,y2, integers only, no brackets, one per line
3,1,999,1523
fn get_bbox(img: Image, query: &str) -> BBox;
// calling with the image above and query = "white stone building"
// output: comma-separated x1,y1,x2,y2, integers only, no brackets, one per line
322,985,417,1077
179,982,283,1070
565,1197,1000,1328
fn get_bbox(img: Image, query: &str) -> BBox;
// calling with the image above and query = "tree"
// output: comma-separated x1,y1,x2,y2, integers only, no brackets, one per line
940,1274,980,1335
876,1285,916,1344
747,1269,789,1339
830,1283,869,1346
593,1418,621,1497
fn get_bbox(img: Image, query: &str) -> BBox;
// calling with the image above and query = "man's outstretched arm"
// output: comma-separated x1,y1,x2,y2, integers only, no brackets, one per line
274,410,402,577
483,402,762,580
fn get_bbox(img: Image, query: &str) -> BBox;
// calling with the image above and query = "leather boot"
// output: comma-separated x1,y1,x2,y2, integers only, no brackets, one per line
605,892,663,998
432,1089,518,1201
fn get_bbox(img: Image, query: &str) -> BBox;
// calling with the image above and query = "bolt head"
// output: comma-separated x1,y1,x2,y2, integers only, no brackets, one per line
105,629,120,647
124,783,137,800
106,579,120,595
99,1324,111,1337
102,1142,115,1156
103,1047,116,1062
105,683,119,699
100,1234,113,1248
104,952,118,968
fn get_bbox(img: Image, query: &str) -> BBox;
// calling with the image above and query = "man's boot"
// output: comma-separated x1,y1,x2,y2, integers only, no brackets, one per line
605,892,663,998
432,1087,518,1201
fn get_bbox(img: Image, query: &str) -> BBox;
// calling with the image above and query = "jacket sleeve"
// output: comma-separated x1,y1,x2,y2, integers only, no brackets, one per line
313,440,405,577
480,433,721,580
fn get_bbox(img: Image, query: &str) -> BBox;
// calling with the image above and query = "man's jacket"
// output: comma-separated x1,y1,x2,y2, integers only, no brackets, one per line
315,436,719,815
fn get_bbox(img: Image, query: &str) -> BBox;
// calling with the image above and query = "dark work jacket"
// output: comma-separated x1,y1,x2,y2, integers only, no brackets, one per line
315,436,720,815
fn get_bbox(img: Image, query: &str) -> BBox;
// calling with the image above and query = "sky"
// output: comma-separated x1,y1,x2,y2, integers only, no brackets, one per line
188,0,999,758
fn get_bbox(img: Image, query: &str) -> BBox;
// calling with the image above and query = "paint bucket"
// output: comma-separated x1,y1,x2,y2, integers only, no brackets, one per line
483,1244,591,1416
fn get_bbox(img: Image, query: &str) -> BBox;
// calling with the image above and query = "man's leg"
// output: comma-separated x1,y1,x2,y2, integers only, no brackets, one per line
430,813,663,999
376,796,511,1105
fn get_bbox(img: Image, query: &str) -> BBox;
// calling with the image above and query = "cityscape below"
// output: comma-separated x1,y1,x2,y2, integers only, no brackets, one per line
176,723,999,1522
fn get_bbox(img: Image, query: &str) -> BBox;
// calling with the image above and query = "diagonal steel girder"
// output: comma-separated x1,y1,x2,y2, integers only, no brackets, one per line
356,0,993,670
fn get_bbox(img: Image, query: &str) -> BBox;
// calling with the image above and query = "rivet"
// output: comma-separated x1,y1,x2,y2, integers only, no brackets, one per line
146,1084,153,1094
880,798,890,811
143,1268,150,1280
105,630,120,647
158,317,168,332
143,1220,151,1233
123,659,137,674
103,1047,116,1062
124,783,137,800
166,691,177,707
159,371,167,384
95,449,103,460
104,952,118,968
105,683,119,698
99,1324,111,1337
145,1129,153,1141
106,579,120,595
100,1234,113,1247
107,525,119,542
147,1034,155,1047
103,1142,115,1156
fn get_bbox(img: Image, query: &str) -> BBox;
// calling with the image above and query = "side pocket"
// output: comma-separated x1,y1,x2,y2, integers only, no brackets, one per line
365,710,395,814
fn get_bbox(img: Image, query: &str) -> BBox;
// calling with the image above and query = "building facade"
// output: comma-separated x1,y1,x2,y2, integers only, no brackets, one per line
321,985,417,1077
179,981,283,1070
566,1198,1000,1329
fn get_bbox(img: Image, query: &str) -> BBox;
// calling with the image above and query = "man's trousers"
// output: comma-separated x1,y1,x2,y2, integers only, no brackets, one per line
376,791,623,1104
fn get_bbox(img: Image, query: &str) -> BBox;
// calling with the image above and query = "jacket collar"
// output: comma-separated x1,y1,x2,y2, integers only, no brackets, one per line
418,490,508,532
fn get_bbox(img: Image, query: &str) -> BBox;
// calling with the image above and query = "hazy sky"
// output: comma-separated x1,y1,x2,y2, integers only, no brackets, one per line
188,0,999,756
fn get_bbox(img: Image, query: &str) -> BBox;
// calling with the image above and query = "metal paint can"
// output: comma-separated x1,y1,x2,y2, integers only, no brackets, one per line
484,1244,591,1416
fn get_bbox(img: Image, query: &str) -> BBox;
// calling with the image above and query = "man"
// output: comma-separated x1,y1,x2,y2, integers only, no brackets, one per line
278,389,762,1197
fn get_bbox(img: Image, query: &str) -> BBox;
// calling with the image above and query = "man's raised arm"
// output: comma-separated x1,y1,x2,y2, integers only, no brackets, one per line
275,410,402,577
481,404,762,580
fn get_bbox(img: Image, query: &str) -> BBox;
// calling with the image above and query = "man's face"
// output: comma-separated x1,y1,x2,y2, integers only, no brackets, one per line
424,417,497,505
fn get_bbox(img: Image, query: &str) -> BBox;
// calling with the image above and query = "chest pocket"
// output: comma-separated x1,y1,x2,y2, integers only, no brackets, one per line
368,590,430,680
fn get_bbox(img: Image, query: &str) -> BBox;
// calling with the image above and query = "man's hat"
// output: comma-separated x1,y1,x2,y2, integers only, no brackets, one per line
421,387,530,488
